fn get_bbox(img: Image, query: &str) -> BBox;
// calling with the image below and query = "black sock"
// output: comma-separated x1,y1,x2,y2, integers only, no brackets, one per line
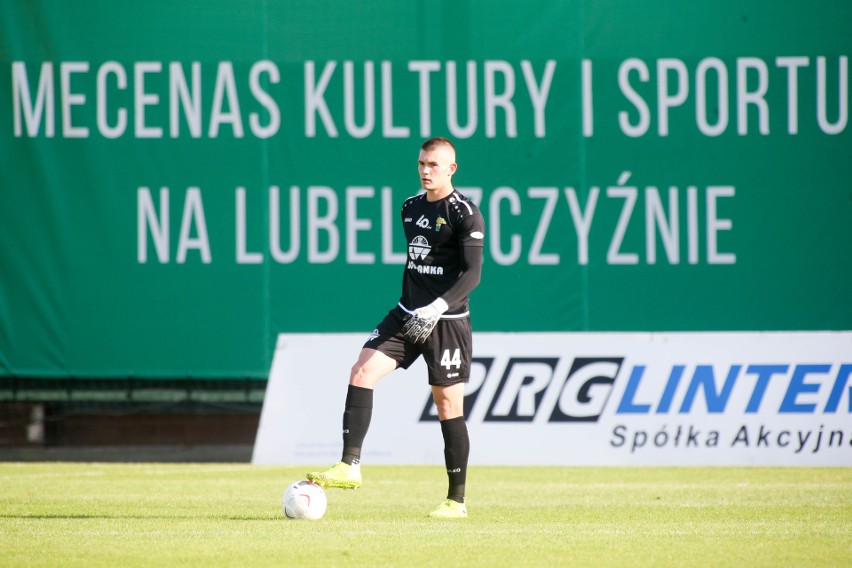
440,416,470,503
341,384,373,465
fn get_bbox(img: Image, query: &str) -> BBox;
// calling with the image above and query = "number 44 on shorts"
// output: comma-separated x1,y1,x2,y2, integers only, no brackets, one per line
441,349,461,369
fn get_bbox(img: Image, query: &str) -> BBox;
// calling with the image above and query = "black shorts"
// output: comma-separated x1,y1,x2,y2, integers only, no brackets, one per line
363,306,473,386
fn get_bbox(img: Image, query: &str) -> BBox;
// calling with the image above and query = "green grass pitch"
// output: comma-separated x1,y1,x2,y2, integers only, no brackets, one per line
1,463,850,567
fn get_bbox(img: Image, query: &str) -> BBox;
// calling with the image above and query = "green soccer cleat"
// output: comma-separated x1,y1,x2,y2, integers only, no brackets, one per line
306,461,362,490
426,499,468,519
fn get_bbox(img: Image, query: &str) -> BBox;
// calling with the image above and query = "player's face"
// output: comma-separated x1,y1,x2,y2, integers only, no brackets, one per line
418,146,457,197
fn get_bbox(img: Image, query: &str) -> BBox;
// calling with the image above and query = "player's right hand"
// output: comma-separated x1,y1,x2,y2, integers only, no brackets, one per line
400,298,448,344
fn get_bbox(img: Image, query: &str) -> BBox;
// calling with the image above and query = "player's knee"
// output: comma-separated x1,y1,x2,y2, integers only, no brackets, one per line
433,397,463,420
432,383,465,420
349,362,369,386
349,348,397,388
350,360,382,388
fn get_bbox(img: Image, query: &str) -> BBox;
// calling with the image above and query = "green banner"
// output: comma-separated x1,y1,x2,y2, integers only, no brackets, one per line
1,1,850,379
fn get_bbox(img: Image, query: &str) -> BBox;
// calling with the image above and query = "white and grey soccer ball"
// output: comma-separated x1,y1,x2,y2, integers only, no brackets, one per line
283,480,327,520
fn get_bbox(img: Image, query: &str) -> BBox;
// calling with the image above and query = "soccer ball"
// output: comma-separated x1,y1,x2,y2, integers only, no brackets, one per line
283,480,327,520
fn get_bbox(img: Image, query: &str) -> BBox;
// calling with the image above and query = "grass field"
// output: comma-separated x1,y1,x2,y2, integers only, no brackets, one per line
1,463,850,567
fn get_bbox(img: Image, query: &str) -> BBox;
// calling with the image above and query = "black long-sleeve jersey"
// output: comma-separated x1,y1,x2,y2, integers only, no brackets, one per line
399,190,485,317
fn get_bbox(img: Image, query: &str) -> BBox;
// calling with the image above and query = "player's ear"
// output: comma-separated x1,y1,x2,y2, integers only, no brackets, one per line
449,163,457,176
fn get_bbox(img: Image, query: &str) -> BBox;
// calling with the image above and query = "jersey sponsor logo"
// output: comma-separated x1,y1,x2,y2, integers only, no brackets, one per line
367,329,380,342
408,235,430,260
470,231,484,239
407,261,444,275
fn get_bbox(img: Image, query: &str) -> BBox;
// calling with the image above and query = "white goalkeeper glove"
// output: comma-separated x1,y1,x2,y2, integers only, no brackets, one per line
401,298,449,344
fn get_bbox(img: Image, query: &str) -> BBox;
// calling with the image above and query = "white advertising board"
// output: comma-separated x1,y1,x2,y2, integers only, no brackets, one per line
252,332,852,466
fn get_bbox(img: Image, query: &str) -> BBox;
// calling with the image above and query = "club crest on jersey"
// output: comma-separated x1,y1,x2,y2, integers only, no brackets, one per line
409,235,431,260
435,217,446,231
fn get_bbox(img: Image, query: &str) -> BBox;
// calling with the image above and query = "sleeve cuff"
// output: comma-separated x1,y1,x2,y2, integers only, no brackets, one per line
429,297,449,314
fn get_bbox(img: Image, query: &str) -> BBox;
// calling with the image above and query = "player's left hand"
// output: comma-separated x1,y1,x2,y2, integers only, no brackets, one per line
401,298,448,344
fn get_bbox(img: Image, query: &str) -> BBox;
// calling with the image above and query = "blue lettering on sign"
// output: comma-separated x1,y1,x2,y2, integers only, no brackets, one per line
616,366,651,414
655,365,685,413
744,364,789,413
679,365,740,413
614,363,852,416
779,364,831,413
825,364,852,413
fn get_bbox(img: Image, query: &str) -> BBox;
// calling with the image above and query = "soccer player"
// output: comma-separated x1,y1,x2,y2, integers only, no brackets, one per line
307,137,485,519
